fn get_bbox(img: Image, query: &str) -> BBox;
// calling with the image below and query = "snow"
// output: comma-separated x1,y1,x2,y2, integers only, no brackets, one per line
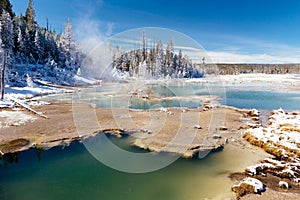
233,177,265,193
243,109,300,182
74,75,102,85
159,107,168,112
28,100,51,106
0,83,70,128
281,168,297,178
0,110,37,128
244,108,300,152
246,165,260,175
279,181,289,188
0,85,71,108
220,74,300,84
243,178,265,193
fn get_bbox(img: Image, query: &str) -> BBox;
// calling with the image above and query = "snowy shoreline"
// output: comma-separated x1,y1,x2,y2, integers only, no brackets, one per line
231,108,300,199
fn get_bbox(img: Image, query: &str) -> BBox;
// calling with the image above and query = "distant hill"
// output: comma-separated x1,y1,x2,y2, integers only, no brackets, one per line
203,63,300,75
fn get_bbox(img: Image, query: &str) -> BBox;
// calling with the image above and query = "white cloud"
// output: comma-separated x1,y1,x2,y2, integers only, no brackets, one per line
106,22,114,37
207,51,300,64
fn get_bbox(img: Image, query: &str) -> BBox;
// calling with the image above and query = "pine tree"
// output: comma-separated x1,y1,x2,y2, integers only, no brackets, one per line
0,0,14,18
15,26,24,63
0,10,14,98
34,29,45,63
0,10,14,66
25,0,36,30
59,19,77,70
165,38,174,76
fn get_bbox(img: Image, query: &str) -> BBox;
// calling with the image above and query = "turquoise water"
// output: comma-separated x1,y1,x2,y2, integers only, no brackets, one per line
2,80,299,200
0,135,266,200
43,81,300,111
226,90,300,110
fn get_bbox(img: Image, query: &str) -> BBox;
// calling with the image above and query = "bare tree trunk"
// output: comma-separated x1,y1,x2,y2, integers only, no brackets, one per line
1,49,6,100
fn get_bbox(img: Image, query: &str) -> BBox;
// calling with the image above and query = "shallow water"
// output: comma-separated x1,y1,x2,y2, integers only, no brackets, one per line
43,80,300,111
3,79,299,200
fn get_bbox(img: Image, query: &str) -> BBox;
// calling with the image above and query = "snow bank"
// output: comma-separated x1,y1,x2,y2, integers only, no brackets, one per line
220,74,300,84
0,85,71,108
244,108,300,154
243,108,300,182
74,75,102,85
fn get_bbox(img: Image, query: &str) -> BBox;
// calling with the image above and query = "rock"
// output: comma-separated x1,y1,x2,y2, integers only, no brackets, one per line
251,117,260,121
219,126,228,131
167,111,173,115
141,94,149,99
248,109,259,117
246,122,261,128
213,134,222,139
140,129,152,134
193,125,202,129
232,177,265,199
159,107,168,112
279,181,289,189
0,150,4,156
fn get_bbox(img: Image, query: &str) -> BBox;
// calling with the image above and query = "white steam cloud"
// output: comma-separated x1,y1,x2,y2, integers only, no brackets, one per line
74,16,114,79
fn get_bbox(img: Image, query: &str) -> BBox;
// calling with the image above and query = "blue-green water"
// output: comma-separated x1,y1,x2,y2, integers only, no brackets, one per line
1,80,299,200
43,81,300,111
0,135,266,200
226,90,300,110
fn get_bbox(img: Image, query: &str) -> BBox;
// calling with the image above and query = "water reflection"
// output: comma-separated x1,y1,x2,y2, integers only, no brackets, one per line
0,152,19,168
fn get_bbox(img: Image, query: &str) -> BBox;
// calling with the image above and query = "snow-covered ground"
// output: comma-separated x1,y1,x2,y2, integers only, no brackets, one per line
243,108,300,183
220,73,300,83
0,84,73,129
0,85,71,108
0,110,37,128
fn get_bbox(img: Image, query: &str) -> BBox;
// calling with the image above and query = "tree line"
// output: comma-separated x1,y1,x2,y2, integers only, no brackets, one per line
112,35,204,79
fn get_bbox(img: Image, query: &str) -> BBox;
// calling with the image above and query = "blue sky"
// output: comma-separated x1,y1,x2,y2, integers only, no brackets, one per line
10,0,300,63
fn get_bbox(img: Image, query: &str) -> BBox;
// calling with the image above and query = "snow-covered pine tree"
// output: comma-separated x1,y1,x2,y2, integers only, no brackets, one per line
0,10,14,68
59,19,77,72
44,30,59,63
147,47,155,76
0,0,14,18
154,40,164,78
25,0,36,31
165,38,174,76
129,50,136,76
0,10,14,98
34,29,45,63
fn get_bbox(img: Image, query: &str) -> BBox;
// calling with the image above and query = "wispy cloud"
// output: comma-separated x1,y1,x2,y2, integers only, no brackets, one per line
207,51,300,64
196,32,300,63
